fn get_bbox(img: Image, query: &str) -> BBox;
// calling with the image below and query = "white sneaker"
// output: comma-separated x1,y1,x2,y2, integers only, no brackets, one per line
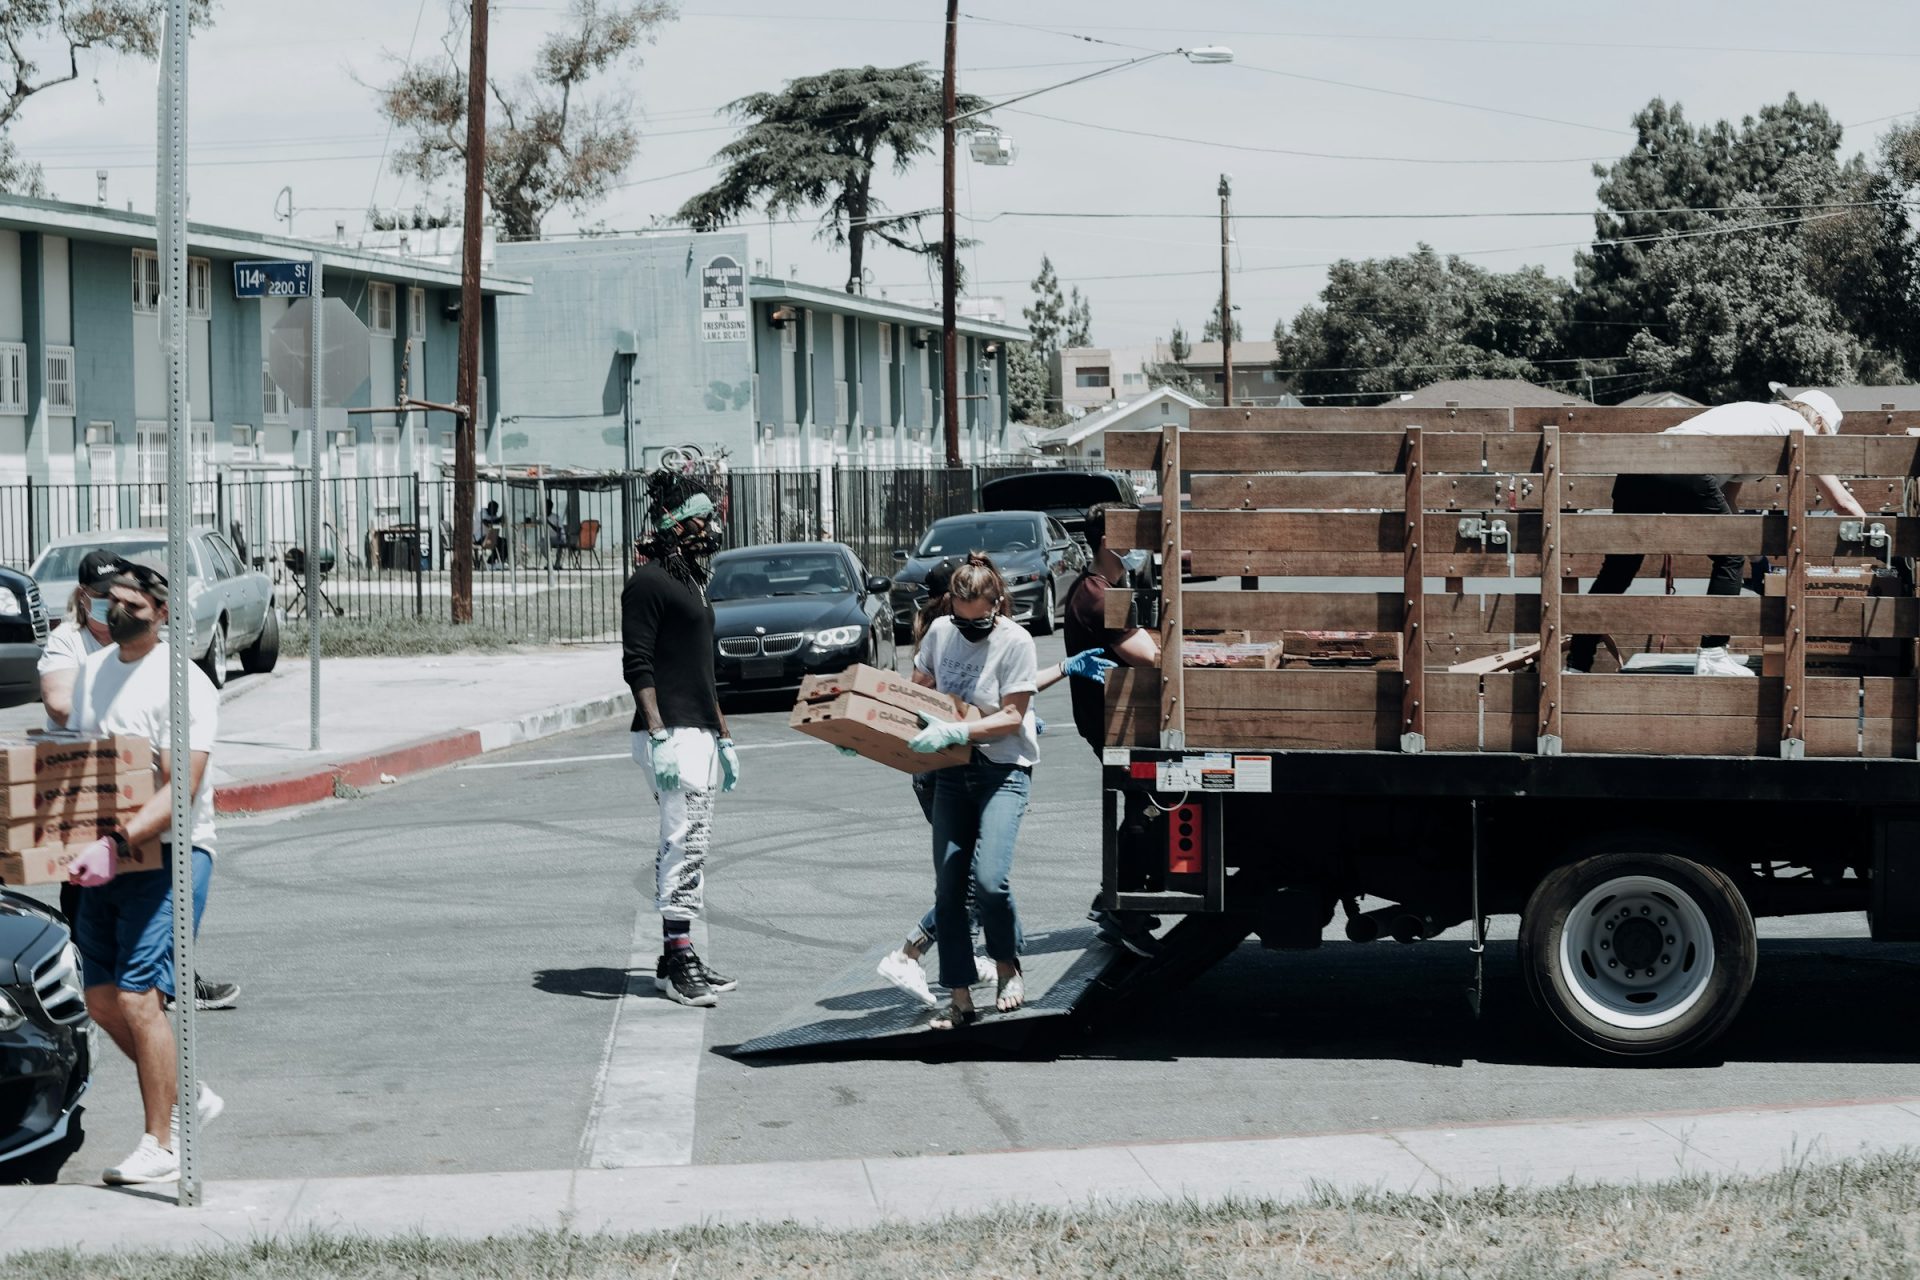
103,1134,178,1185
170,1081,224,1137
876,949,936,1007
1695,646,1755,677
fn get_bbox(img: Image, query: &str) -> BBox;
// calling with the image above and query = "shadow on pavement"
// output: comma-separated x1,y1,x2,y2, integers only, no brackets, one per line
532,966,639,1001
1,1109,86,1185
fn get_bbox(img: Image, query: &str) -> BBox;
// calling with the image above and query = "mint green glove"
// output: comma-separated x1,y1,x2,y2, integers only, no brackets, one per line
648,731,680,791
835,746,861,758
717,737,741,793
909,718,972,754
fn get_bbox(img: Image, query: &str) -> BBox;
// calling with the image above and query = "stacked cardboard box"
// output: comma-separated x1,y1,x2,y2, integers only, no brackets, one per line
1276,630,1403,670
0,734,158,885
1761,564,1901,598
790,664,977,773
1182,638,1282,669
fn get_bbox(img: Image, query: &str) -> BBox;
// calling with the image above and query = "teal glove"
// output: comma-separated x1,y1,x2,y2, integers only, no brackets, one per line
648,731,680,791
1063,649,1118,684
717,737,740,793
834,746,861,758
909,718,972,754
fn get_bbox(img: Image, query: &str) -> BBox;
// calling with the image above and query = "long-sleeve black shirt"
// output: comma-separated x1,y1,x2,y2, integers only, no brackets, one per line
621,561,724,735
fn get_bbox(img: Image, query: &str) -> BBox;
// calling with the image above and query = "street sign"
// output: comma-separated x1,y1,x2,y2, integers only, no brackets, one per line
267,297,370,408
700,254,747,343
233,259,313,298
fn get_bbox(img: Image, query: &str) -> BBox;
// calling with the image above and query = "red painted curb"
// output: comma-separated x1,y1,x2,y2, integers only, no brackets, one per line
214,729,487,814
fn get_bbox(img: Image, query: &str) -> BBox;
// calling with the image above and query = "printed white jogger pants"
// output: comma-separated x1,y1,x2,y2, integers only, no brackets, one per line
634,727,721,922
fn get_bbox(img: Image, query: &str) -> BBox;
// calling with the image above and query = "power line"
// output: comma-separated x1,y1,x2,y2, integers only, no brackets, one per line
1231,60,1631,137
962,200,1900,222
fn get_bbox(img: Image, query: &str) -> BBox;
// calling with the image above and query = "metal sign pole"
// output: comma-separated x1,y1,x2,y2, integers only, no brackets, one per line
308,256,323,751
157,0,200,1207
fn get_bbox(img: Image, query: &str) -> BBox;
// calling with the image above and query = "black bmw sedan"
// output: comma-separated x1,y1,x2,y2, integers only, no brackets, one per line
708,542,898,694
0,889,90,1174
889,510,1086,641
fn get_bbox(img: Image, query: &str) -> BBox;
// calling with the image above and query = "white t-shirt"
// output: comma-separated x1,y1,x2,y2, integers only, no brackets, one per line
68,642,219,854
914,615,1040,767
37,621,105,732
1665,402,1819,483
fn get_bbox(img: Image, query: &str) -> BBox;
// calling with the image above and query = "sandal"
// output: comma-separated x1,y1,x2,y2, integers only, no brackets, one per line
995,968,1025,1013
929,1001,980,1031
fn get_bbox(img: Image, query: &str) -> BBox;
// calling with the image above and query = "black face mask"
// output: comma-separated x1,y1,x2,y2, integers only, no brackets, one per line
106,602,151,645
953,614,996,644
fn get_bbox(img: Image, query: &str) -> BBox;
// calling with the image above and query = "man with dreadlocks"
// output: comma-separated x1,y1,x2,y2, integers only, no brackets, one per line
623,469,741,1008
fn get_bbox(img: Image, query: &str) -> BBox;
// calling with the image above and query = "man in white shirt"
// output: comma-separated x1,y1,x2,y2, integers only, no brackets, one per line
62,561,225,1185
1568,391,1868,677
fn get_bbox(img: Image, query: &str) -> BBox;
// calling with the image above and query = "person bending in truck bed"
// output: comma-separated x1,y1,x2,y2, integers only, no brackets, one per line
1567,390,1868,678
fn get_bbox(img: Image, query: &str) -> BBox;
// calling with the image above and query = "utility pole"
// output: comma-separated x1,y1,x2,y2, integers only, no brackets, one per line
940,0,961,468
452,0,488,623
1218,173,1233,409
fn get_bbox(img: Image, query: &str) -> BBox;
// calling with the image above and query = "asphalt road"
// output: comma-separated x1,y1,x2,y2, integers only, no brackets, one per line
9,630,1920,1185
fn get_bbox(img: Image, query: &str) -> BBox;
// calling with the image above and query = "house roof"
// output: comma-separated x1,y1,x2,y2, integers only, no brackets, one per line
750,275,1028,342
0,194,530,294
1619,390,1705,408
1787,385,1920,412
1036,386,1204,448
1179,341,1280,367
1392,378,1593,408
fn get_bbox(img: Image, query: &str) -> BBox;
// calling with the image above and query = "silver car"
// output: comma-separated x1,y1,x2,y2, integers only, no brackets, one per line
29,528,279,688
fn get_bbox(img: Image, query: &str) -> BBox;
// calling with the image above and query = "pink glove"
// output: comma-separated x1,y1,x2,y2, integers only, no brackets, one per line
67,837,119,888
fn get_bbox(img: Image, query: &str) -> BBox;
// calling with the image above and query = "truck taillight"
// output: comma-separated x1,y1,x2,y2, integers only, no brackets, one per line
1169,802,1202,875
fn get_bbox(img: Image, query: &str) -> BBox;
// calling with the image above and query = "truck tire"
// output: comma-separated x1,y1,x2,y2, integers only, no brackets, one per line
241,608,280,675
1518,851,1756,1062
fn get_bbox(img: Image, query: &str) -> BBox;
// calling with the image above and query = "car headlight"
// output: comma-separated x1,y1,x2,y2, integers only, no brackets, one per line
0,588,21,618
1008,571,1041,585
0,990,24,1033
810,625,864,649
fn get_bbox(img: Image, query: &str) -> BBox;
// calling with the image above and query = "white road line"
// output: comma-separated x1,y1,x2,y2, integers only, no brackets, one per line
464,741,812,771
580,915,710,1169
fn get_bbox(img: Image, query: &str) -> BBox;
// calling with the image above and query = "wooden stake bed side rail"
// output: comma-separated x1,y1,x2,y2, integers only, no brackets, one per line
1108,407,1920,761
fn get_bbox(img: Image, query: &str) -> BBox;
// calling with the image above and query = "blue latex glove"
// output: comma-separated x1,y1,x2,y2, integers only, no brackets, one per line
648,732,680,791
1035,715,1047,736
1063,649,1118,684
909,718,972,754
717,737,741,793
834,746,861,758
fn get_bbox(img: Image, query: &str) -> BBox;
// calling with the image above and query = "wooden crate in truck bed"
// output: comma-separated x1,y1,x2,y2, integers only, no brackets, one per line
1103,405,1920,759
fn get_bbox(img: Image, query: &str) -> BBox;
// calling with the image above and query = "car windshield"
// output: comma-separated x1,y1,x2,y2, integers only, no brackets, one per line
916,518,1042,557
708,553,852,600
33,541,173,582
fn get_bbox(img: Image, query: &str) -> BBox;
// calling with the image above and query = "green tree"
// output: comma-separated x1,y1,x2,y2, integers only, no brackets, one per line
1064,286,1093,348
1274,246,1573,403
678,64,984,288
1201,290,1242,342
1006,341,1052,422
0,0,213,195
377,0,676,241
1022,256,1068,353
1168,320,1191,362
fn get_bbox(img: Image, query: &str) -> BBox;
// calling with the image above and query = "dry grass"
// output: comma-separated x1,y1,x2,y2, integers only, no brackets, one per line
8,1151,1920,1278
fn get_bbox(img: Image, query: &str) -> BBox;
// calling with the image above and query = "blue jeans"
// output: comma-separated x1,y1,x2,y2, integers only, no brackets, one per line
73,848,212,997
930,762,1030,990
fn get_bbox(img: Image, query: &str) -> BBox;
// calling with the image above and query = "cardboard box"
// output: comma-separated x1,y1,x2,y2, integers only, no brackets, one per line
1762,639,1905,677
1277,630,1404,670
1761,566,1894,597
797,664,978,722
789,692,971,774
1182,639,1282,669
0,734,153,787
0,772,154,821
0,838,163,885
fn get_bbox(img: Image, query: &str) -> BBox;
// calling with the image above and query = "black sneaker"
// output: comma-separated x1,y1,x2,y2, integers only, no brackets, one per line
690,953,738,993
165,974,241,1012
655,950,717,1007
1090,908,1162,957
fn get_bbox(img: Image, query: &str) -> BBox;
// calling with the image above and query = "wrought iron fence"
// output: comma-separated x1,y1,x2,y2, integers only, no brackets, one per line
830,467,977,575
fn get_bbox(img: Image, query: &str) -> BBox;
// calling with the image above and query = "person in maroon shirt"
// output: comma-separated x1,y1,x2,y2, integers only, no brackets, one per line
1063,502,1164,955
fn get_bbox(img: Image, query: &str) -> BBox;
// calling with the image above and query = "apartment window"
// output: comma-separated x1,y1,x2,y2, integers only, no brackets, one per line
369,283,396,337
1262,369,1282,384
1074,367,1110,389
262,361,288,422
43,347,75,415
373,425,401,520
231,425,256,464
780,317,797,352
0,343,24,413
408,287,427,337
132,250,161,311
1122,372,1144,386
879,323,892,361
187,258,211,317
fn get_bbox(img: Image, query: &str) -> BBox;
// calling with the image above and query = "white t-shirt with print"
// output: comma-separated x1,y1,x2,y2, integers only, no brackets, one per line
37,621,105,732
915,614,1040,767
68,643,219,854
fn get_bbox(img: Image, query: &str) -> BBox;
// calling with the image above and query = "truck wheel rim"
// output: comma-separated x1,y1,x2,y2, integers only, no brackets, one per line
1557,874,1715,1030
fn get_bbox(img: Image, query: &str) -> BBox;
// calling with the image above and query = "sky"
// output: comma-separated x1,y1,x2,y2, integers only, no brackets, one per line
9,0,1920,358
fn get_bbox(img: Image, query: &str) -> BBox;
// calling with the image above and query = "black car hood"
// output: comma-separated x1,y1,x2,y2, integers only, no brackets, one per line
894,548,1049,588
0,892,62,985
711,593,864,636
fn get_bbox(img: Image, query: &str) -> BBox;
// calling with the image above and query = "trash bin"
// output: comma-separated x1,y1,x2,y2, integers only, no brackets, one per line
377,530,420,571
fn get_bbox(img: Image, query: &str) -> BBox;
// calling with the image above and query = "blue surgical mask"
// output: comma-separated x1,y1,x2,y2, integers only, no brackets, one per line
88,597,110,626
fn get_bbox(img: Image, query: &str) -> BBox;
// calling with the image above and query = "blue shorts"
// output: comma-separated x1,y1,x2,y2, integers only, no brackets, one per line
73,848,212,997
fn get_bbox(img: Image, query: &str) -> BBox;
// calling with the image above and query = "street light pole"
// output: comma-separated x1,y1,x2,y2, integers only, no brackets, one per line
452,0,488,623
1219,173,1232,410
940,0,961,469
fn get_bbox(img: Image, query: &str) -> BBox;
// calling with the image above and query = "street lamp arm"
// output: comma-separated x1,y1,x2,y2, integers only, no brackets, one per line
948,49,1176,125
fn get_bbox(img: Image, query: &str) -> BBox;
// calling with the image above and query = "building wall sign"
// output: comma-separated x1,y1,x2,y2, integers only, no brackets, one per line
700,254,747,343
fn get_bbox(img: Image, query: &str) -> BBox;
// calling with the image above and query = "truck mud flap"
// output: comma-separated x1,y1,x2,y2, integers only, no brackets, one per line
733,924,1126,1057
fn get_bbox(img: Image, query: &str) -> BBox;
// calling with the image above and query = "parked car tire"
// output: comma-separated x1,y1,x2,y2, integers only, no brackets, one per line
241,609,280,675
1517,850,1756,1062
199,622,227,690
1031,581,1056,636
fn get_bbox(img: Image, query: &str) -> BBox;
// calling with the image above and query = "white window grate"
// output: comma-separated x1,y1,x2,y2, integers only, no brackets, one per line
921,389,933,426
132,250,161,312
0,343,24,414
408,287,427,337
834,379,849,426
187,258,211,317
879,323,892,361
262,361,288,422
370,283,396,337
44,347,75,416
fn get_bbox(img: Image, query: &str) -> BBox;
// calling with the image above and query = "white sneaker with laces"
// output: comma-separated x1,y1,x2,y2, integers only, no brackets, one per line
1695,646,1755,677
103,1134,179,1185
170,1081,224,1137
876,949,936,1007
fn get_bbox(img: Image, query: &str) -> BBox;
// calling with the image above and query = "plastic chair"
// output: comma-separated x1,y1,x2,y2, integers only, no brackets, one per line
568,518,602,568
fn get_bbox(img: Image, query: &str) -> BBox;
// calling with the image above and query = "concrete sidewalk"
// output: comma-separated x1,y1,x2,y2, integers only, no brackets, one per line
0,649,631,813
1,1096,1916,1254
